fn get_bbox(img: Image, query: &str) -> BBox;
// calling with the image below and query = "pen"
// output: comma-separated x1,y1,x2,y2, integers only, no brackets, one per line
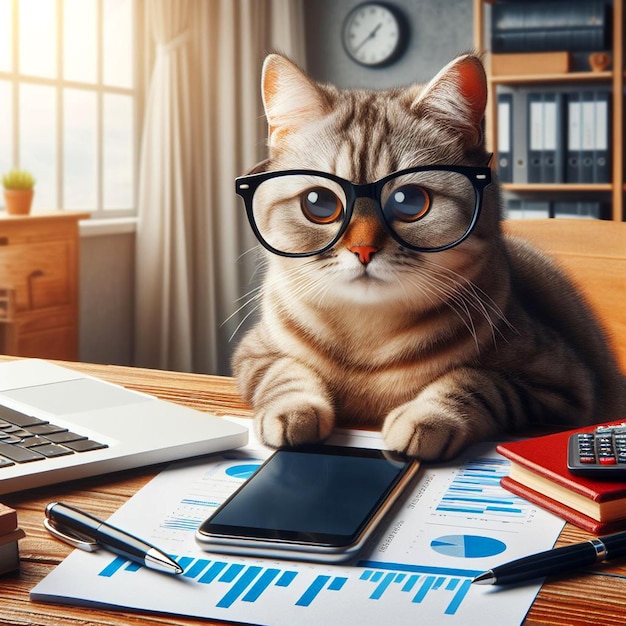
44,501,183,576
472,529,626,585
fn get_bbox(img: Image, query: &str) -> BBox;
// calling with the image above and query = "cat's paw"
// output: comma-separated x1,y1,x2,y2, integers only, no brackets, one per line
382,398,470,461
255,397,334,448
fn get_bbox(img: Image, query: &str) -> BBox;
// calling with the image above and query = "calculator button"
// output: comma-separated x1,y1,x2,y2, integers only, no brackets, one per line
599,456,617,465
579,456,596,463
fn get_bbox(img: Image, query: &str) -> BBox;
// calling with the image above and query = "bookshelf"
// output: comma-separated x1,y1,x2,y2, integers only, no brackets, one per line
474,0,624,221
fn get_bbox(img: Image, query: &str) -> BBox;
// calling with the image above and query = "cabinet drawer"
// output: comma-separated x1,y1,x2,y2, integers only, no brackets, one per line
15,325,77,360
0,241,72,311
0,215,80,245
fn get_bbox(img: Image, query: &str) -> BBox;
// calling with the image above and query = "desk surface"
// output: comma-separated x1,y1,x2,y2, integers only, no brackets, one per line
1,359,625,625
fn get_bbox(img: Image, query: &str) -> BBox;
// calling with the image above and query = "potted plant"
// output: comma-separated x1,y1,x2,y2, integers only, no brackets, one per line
2,168,36,215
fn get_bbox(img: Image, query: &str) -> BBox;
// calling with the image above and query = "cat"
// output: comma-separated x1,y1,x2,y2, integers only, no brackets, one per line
232,52,626,461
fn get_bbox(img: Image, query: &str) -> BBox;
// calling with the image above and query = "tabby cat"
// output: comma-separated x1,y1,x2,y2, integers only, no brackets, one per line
232,53,626,461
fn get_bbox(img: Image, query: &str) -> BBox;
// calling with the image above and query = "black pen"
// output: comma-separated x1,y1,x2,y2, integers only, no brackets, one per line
44,501,182,575
472,530,626,585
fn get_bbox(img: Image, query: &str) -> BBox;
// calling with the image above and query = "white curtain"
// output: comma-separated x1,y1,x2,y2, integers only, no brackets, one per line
134,0,306,374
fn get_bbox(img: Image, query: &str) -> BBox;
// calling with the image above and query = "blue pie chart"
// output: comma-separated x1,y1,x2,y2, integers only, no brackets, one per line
225,463,261,480
430,535,506,559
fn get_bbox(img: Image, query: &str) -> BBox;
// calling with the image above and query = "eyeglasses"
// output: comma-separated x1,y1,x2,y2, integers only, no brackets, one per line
235,165,492,257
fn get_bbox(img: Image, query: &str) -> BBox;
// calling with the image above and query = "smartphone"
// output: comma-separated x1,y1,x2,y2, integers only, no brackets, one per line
195,445,420,563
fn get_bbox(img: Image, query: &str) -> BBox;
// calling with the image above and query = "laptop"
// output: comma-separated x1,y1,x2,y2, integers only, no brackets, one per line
0,359,249,495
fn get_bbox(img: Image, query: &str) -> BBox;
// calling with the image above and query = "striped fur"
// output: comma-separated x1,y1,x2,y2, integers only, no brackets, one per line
232,54,626,460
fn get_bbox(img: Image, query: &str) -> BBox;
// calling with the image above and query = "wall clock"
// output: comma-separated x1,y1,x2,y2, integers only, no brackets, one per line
342,2,408,67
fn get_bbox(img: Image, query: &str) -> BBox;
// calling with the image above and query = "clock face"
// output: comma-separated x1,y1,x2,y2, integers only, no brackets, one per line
342,3,405,67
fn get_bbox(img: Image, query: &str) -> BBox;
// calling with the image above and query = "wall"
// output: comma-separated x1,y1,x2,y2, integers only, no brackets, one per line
304,0,474,88
79,230,134,366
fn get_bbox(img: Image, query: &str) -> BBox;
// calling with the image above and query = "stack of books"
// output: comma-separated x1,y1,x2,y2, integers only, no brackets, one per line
0,503,25,575
497,421,626,534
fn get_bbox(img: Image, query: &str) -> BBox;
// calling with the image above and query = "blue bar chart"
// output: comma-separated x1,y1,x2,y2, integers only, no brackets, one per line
97,553,479,616
434,456,532,525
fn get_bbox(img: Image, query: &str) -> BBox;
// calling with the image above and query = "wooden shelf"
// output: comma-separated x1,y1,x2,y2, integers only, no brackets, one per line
475,0,624,221
489,71,613,85
502,183,613,193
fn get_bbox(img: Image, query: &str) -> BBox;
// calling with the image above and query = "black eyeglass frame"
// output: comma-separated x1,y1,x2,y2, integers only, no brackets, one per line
235,164,492,258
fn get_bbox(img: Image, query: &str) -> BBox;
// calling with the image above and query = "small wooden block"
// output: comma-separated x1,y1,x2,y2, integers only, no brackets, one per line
491,51,571,76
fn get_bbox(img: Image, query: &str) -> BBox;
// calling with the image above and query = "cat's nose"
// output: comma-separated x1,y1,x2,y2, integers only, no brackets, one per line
350,245,379,265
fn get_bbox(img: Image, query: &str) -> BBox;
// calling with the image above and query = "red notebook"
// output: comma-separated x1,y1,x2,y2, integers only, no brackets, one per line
497,420,626,534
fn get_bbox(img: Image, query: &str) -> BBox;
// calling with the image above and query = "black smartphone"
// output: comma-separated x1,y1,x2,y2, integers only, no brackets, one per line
195,445,420,563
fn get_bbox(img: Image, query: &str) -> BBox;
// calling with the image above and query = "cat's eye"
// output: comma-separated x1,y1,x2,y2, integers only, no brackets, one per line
300,187,344,224
384,185,431,223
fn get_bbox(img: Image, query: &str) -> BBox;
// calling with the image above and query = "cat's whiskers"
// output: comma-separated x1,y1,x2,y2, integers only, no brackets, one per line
426,276,481,351
396,269,481,350
228,302,264,343
419,258,516,345
223,246,268,341
229,260,334,343
265,259,333,307
398,254,509,352
289,265,337,307
424,259,514,329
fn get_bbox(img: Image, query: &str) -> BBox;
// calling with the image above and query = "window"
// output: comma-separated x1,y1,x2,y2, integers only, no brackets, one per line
0,0,139,217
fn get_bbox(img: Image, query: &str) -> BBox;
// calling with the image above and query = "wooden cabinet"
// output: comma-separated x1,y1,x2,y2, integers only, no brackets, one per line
474,0,624,221
0,212,89,360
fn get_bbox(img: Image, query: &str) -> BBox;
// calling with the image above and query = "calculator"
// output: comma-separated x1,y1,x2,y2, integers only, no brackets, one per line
567,422,626,477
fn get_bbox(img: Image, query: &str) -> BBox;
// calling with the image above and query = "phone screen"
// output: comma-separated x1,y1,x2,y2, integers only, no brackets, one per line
196,445,418,559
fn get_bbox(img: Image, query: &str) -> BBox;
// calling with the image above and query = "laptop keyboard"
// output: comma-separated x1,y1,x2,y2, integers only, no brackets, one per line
0,404,108,468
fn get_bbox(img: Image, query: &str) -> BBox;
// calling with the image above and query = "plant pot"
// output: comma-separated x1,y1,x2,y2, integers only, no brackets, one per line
3,189,34,215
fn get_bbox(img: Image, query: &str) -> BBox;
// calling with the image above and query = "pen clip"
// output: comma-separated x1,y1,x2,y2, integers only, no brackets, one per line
43,517,101,552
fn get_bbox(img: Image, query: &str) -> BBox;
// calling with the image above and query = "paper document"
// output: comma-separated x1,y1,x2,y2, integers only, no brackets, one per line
31,423,565,625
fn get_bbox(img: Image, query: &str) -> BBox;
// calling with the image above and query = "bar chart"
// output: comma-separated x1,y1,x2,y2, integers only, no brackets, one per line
98,553,481,616
432,456,534,528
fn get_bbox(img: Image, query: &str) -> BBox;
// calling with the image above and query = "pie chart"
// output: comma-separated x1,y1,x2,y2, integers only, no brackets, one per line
430,534,506,559
225,463,261,480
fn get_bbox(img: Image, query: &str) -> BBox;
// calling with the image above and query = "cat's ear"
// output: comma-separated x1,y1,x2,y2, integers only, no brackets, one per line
410,54,487,145
262,54,329,145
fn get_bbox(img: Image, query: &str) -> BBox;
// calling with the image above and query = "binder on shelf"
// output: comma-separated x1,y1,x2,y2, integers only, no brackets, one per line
527,92,564,183
497,93,513,183
593,90,610,183
581,91,596,183
554,201,602,219
505,199,551,220
527,93,543,183
566,92,582,183
568,90,611,184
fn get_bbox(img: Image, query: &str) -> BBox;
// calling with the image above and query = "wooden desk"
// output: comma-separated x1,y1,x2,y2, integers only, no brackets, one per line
1,360,625,625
